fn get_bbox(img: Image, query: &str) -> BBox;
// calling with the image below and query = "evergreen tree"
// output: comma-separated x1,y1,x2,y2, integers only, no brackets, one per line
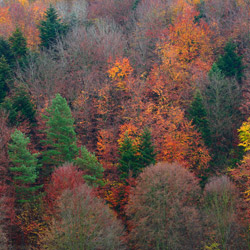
138,127,156,168
216,41,244,82
42,94,78,173
8,130,41,203
188,90,211,147
0,37,15,66
38,5,68,49
118,133,140,179
0,87,36,125
75,146,104,187
8,27,27,59
0,56,11,103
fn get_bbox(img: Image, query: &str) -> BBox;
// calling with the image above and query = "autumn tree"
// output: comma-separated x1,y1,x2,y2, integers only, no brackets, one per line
8,130,41,203
38,5,68,49
40,184,126,250
42,94,78,174
203,176,247,249
44,163,85,214
126,163,202,250
74,146,104,187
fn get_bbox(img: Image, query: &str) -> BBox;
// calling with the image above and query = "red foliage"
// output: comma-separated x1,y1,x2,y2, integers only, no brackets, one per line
44,164,85,215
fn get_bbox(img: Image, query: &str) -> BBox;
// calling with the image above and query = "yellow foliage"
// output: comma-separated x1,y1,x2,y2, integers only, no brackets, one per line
238,117,250,152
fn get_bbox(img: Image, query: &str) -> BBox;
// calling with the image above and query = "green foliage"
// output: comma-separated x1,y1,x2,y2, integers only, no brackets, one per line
216,41,244,82
38,5,68,49
118,129,156,179
204,65,242,169
118,133,140,179
0,36,15,66
0,87,36,125
188,90,211,147
42,94,78,173
203,176,246,249
0,56,11,103
8,130,41,203
75,146,104,187
9,27,27,59
137,127,156,168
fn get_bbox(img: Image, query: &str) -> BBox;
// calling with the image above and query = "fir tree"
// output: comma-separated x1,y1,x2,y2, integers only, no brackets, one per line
0,56,11,103
138,127,156,169
0,37,15,66
216,41,244,82
38,5,68,49
118,133,140,179
8,27,27,59
188,90,211,147
8,130,41,203
42,94,78,173
75,146,104,187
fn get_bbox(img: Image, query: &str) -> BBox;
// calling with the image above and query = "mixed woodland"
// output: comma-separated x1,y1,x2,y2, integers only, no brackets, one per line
1,0,250,249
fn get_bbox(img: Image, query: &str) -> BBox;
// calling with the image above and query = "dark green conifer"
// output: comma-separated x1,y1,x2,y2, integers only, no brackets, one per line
75,146,104,187
188,90,211,147
216,41,244,82
0,56,11,103
0,37,15,66
118,133,140,179
42,94,78,173
38,5,68,49
138,128,156,168
8,130,41,203
8,27,27,59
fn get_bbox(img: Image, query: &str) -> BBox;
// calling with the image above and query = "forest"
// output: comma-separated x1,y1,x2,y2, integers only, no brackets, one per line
0,0,250,249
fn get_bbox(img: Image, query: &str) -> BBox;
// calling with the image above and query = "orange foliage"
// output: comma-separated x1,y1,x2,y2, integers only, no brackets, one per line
155,5,214,106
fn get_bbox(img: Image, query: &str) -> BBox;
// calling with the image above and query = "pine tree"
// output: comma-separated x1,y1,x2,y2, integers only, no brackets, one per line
138,128,156,169
188,90,211,147
75,146,104,187
0,37,15,66
8,27,27,59
38,5,68,49
42,94,78,173
8,130,41,203
118,133,140,179
216,41,244,82
0,56,11,103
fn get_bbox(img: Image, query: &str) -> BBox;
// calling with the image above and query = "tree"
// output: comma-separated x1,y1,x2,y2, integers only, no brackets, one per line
126,163,202,250
204,65,242,168
203,176,247,249
75,146,104,187
118,133,140,179
137,127,156,169
42,94,78,173
216,41,244,82
0,37,15,66
0,56,11,103
40,184,126,250
8,27,27,59
8,130,41,203
188,90,211,147
38,5,68,49
45,163,85,214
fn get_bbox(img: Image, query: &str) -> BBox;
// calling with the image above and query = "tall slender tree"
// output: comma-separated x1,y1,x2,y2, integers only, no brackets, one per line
8,130,41,203
0,56,11,103
42,94,78,174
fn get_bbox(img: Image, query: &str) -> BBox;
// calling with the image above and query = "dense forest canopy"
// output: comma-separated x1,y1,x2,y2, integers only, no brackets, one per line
1,0,250,249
